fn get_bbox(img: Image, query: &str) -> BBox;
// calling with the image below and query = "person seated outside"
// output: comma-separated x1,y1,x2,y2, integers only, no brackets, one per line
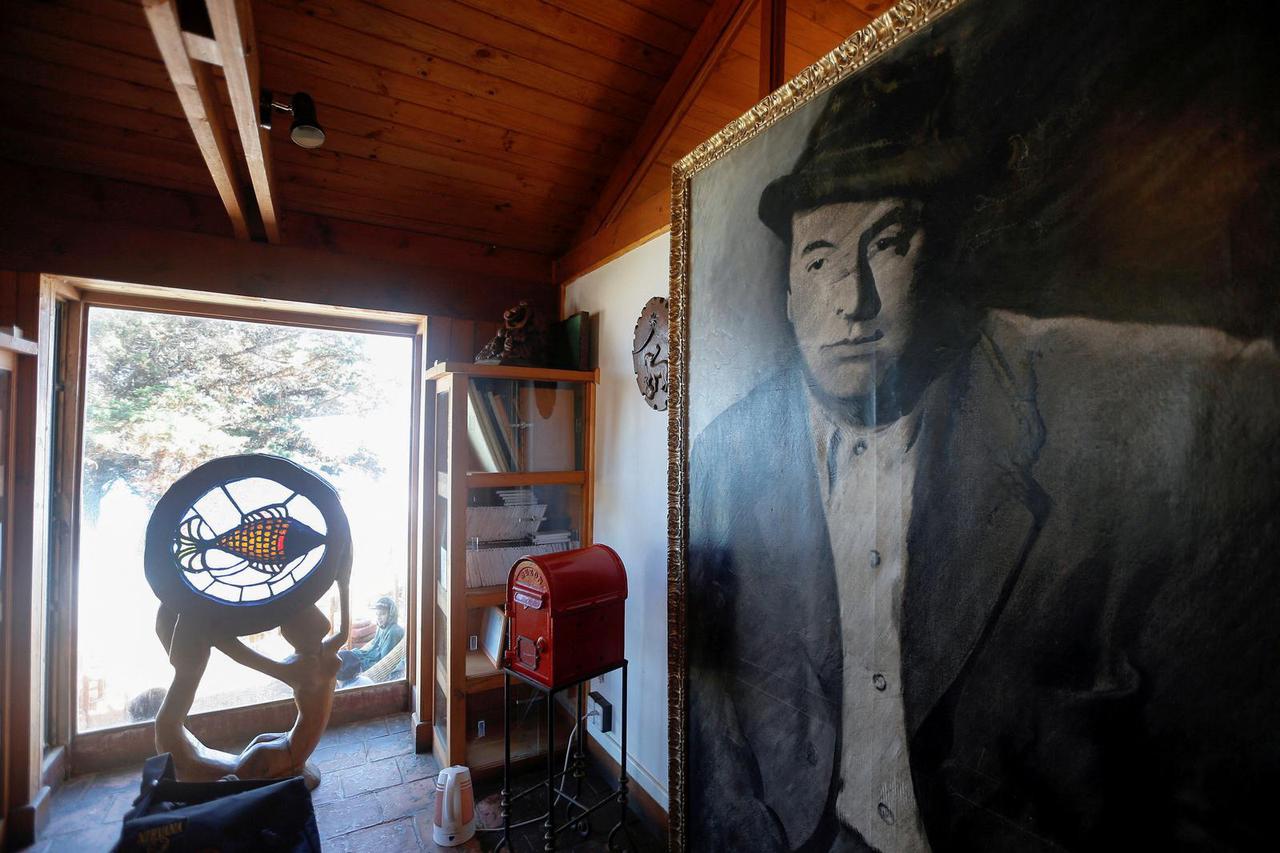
336,596,404,686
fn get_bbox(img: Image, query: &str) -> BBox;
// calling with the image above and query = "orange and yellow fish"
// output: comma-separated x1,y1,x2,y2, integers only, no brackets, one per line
176,504,324,575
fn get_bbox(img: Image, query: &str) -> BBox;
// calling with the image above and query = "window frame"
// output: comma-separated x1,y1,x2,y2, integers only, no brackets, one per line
49,276,426,770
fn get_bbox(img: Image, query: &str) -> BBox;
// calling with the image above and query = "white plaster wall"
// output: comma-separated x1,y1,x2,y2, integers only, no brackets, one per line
564,233,671,810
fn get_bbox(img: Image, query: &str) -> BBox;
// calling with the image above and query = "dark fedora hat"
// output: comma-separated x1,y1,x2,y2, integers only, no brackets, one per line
759,45,972,242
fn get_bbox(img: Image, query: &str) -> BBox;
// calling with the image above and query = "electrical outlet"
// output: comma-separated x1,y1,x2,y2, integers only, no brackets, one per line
588,691,613,734
477,720,486,738
468,634,479,652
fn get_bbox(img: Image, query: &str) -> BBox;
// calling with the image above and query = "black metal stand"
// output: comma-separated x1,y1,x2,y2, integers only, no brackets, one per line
497,660,633,852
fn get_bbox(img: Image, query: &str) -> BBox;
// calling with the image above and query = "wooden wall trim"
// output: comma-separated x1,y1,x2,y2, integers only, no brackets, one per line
555,186,671,288
0,213,555,321
70,682,410,774
3,273,56,848
1,161,554,289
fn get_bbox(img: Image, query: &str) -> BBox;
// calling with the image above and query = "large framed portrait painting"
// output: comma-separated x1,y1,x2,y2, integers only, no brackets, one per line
668,0,1280,850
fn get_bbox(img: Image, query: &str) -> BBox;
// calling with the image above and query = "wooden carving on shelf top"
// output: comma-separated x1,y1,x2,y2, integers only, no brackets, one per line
144,453,352,788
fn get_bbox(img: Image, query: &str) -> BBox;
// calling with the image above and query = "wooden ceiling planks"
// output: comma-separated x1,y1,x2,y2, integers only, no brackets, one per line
554,0,878,283
0,0,888,276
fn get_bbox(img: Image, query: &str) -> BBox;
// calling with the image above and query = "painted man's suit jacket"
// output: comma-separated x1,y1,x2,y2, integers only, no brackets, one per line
687,311,1280,852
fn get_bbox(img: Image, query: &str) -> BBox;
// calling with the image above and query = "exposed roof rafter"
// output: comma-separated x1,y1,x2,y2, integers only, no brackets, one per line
141,0,250,240
207,0,280,243
569,0,756,245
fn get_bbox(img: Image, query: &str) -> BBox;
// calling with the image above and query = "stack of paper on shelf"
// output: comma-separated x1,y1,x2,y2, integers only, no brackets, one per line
465,539,580,588
466,504,547,541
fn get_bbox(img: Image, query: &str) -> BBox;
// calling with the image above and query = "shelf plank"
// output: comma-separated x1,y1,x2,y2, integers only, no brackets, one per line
466,470,586,488
466,676,505,695
467,724,557,772
425,361,598,383
465,585,506,608
465,649,504,693
465,717,570,768
466,649,500,679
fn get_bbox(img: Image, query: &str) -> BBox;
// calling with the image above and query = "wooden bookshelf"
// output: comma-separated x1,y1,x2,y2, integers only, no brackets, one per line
425,363,595,772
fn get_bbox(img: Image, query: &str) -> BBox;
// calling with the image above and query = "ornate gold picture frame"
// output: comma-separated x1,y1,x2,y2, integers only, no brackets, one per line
667,3,964,847
667,0,1280,848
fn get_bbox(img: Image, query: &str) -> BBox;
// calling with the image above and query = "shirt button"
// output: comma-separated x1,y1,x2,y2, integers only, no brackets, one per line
869,550,882,568
878,802,895,825
853,439,867,456
872,673,887,691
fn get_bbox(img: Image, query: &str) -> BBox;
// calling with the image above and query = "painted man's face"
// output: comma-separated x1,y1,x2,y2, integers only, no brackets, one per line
787,198,924,406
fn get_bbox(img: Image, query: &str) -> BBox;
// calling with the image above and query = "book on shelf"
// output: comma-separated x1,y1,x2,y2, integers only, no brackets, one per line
486,389,520,470
465,504,547,541
466,385,512,472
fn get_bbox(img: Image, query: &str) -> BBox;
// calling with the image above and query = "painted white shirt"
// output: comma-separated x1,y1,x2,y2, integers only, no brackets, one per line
808,391,930,853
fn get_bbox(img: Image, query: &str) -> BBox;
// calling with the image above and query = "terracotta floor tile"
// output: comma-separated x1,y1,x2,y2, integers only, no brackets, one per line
337,757,404,798
341,816,422,852
367,731,415,762
396,750,441,783
373,775,435,821
315,791,387,838
314,740,370,774
384,713,413,734
32,715,663,852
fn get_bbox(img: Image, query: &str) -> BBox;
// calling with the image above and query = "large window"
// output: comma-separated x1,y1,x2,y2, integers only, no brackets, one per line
76,307,414,732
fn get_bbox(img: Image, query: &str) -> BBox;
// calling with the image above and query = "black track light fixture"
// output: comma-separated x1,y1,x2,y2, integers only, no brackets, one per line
259,89,326,149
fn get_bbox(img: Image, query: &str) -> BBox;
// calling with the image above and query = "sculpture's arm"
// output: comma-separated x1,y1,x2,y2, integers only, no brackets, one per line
214,636,292,682
322,558,352,656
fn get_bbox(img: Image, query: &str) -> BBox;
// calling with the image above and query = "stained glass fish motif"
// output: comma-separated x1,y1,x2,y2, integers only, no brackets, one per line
176,504,325,575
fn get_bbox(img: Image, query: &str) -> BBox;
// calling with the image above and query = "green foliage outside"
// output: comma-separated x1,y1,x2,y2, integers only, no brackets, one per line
82,309,383,520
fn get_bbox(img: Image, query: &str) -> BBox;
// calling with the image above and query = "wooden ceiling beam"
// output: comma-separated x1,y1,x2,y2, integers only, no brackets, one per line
759,0,787,98
207,0,280,243
571,0,756,243
140,0,250,240
182,32,222,67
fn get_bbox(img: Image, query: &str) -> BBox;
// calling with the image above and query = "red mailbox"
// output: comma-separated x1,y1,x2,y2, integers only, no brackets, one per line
505,544,628,690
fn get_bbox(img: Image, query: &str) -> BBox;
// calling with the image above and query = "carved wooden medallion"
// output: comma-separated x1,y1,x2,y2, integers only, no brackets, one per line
631,296,669,411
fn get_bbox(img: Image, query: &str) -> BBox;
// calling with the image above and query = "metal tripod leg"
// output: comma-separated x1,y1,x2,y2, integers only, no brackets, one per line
498,670,511,852
544,685,556,852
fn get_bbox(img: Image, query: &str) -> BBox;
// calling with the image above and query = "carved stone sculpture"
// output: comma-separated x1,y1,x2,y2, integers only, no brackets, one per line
144,454,353,788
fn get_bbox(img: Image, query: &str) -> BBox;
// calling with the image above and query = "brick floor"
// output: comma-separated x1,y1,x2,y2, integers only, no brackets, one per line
28,714,664,852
